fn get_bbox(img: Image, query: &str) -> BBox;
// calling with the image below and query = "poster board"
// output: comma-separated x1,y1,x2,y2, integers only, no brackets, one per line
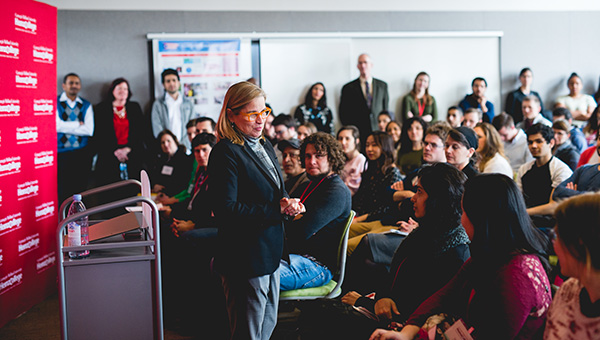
151,38,253,122
0,0,58,328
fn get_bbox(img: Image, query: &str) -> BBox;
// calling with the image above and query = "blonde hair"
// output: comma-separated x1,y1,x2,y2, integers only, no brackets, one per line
475,122,507,171
216,81,267,145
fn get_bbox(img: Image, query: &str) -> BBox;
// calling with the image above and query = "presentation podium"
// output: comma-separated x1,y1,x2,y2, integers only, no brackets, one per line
57,182,163,340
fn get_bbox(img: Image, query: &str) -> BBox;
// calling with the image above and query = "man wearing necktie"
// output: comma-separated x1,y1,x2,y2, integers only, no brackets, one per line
340,54,390,141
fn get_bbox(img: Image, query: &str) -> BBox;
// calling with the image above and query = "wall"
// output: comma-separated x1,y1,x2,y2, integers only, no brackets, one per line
57,10,600,119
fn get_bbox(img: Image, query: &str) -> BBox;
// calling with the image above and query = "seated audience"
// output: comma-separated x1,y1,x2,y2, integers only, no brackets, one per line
338,164,470,339
473,122,513,177
526,161,600,217
545,193,600,340
371,174,552,340
337,125,367,195
263,110,276,144
160,133,218,330
551,107,587,153
458,77,494,123
352,131,402,223
555,72,598,126
583,106,600,146
401,72,438,123
517,95,552,131
461,108,482,128
578,133,600,168
396,117,427,175
280,132,351,290
552,120,580,171
278,138,308,194
346,123,451,265
151,129,193,197
554,162,600,200
195,116,215,135
446,106,463,128
272,113,298,144
517,124,572,228
272,113,299,168
185,119,198,145
297,121,317,141
445,127,479,178
493,112,534,173
385,120,402,155
294,82,334,134
505,67,546,124
378,111,393,132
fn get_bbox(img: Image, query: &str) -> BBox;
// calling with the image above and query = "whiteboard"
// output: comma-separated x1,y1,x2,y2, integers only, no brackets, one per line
260,34,500,130
148,32,501,128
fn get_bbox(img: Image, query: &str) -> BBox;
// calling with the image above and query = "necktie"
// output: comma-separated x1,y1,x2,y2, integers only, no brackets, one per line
365,81,372,108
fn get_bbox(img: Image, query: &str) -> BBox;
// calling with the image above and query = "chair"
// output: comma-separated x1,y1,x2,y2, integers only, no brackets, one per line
280,210,355,300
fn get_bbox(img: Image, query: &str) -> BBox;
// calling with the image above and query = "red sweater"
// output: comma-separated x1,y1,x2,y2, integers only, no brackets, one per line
406,255,552,339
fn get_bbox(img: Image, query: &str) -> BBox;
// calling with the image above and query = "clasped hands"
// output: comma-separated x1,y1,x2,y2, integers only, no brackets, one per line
280,197,305,216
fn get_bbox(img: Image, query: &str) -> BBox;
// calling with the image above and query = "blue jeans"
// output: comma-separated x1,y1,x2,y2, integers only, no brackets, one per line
279,254,332,291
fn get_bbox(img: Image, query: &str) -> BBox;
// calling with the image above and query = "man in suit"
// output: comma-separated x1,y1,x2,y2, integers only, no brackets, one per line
340,54,389,140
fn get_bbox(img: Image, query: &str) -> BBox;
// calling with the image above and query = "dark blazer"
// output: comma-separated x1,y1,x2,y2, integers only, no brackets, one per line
208,138,288,278
339,78,389,139
91,100,145,184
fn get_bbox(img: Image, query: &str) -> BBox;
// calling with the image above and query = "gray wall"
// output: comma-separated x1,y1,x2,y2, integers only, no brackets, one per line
58,10,600,116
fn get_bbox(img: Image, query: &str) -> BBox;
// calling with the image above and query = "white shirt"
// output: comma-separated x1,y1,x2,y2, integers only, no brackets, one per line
516,156,572,193
481,152,513,178
56,92,94,136
516,114,552,130
165,93,183,142
504,129,534,173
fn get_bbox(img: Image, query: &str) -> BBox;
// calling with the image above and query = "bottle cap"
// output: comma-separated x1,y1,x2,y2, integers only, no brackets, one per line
73,194,82,201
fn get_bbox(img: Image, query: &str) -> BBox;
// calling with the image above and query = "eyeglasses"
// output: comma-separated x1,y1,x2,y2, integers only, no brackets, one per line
241,107,271,122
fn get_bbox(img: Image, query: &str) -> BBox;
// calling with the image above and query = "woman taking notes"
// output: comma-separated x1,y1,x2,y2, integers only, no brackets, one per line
209,81,304,340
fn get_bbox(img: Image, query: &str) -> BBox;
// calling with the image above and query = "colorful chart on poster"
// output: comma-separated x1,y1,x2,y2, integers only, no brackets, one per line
152,39,252,121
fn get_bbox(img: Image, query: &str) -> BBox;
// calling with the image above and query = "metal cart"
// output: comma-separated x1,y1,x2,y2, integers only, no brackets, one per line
57,180,163,340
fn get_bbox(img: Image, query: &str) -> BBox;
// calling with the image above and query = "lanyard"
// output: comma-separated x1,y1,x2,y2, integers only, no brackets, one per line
299,175,330,203
194,168,208,193
417,98,425,117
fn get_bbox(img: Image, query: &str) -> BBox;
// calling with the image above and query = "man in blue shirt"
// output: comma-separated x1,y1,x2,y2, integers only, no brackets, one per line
56,73,94,203
459,77,494,123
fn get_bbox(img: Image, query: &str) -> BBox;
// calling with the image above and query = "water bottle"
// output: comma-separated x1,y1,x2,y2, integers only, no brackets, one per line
119,162,129,180
67,194,90,259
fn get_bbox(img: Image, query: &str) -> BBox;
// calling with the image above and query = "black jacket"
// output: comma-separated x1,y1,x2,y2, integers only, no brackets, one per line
208,138,288,278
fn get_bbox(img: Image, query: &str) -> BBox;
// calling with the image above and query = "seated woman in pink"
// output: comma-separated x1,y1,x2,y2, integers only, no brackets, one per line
544,193,600,340
337,125,366,195
371,174,552,340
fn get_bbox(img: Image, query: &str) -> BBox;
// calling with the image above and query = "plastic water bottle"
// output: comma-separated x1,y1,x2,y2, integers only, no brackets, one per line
119,162,129,180
67,194,90,259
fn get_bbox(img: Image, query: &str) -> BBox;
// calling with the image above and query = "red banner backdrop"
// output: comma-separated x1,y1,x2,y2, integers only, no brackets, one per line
0,0,57,329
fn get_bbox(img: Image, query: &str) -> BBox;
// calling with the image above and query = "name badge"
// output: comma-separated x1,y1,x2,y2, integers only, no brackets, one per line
161,165,174,175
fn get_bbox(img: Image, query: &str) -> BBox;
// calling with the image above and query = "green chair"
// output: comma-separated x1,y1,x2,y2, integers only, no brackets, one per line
280,210,355,300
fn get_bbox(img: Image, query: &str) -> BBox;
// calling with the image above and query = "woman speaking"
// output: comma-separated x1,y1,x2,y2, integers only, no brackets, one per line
209,81,304,340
